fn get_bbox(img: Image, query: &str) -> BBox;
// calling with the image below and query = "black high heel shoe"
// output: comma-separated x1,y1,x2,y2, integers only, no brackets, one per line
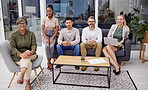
113,66,121,75
113,69,116,73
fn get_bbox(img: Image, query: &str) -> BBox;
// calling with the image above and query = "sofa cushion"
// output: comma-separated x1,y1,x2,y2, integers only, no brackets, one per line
64,50,74,55
87,49,125,57
63,49,125,57
102,29,109,37
78,28,83,37
98,23,113,29
115,50,125,57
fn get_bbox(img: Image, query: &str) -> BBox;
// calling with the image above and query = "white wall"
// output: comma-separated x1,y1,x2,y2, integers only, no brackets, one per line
145,44,148,57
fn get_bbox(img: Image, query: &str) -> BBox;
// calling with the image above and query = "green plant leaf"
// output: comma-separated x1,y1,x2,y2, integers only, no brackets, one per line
129,16,148,43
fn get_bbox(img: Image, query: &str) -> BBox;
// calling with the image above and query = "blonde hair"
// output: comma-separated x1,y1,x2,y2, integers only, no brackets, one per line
118,15,129,29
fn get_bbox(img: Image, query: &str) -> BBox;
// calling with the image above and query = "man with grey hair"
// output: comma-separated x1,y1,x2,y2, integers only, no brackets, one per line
80,16,102,71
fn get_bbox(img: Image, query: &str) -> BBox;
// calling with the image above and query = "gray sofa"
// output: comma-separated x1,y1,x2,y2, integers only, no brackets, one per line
53,28,131,66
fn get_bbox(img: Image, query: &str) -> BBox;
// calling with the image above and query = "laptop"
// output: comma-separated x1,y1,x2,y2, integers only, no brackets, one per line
104,37,118,46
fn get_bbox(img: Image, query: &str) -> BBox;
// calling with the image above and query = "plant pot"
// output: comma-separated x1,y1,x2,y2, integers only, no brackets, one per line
142,31,148,43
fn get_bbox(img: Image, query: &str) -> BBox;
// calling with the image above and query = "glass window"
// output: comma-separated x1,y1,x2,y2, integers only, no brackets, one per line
98,0,114,29
22,0,41,46
46,0,95,28
2,0,19,40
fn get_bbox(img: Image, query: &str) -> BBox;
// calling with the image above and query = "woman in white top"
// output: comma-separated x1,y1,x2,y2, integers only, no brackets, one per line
42,4,59,71
103,15,129,75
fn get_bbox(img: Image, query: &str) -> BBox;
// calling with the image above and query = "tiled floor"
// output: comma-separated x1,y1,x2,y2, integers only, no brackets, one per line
0,47,148,90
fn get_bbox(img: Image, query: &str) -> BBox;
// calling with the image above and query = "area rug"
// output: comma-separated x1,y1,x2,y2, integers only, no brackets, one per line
31,66,137,90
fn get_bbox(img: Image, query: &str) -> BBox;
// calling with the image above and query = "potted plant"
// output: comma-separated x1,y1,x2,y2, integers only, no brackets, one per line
120,8,140,26
129,16,148,44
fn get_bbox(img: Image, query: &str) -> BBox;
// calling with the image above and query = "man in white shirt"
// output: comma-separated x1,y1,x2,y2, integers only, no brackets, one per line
81,16,102,71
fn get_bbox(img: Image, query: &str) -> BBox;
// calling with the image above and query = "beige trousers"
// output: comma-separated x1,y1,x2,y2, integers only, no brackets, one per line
15,54,37,80
80,42,102,57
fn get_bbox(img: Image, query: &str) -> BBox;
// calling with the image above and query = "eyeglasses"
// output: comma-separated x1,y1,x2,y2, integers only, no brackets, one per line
18,23,26,25
88,21,95,23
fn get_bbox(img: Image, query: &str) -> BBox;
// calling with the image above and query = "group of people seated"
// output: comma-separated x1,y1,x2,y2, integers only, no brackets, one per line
9,4,129,90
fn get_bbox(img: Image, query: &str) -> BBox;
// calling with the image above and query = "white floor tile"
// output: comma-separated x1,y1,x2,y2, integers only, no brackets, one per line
0,48,148,90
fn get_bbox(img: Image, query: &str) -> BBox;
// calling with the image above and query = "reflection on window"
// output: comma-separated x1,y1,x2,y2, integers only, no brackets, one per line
69,1,73,6
2,0,19,40
98,0,115,29
9,0,18,25
46,0,95,28
22,0,41,46
46,0,113,29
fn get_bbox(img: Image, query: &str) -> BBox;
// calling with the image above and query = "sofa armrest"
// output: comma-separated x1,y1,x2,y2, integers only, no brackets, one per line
124,39,131,60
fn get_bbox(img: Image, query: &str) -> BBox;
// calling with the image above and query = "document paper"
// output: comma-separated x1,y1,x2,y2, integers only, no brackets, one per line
87,58,107,64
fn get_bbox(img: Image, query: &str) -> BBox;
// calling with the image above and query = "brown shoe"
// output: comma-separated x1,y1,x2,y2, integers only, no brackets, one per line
17,78,23,84
81,67,87,71
55,65,62,68
47,63,53,71
94,67,99,71
25,84,31,90
75,66,80,70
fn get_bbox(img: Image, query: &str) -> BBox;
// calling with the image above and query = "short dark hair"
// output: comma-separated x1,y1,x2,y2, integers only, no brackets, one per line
65,17,73,22
46,4,53,11
88,16,96,21
16,16,27,25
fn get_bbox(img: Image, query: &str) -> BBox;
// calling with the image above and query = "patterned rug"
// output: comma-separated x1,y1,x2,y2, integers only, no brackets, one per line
31,66,137,90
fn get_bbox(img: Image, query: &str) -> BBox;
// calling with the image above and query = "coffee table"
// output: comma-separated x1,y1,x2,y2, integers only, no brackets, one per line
52,55,111,88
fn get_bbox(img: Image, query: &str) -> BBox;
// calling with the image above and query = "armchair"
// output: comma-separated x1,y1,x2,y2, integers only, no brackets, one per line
0,40,44,88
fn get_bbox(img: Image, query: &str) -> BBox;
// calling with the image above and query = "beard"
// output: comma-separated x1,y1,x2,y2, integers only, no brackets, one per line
90,24,95,28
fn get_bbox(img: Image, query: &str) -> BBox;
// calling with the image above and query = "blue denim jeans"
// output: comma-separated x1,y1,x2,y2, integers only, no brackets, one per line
56,44,80,56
